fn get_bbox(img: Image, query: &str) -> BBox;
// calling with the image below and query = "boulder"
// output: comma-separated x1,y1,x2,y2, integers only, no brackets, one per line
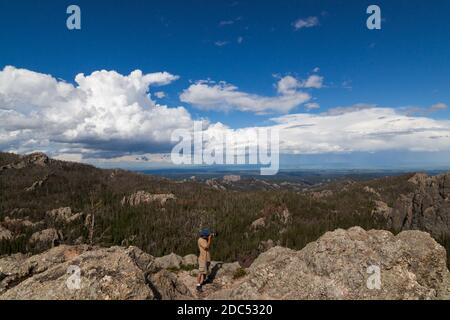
277,208,291,224
250,218,266,230
249,246,295,270
121,191,176,206
211,227,450,300
258,239,276,252
223,175,241,183
148,270,193,300
311,190,333,200
205,179,226,191
259,205,290,225
153,253,183,270
3,216,37,230
371,200,393,219
215,262,241,279
25,179,45,192
0,226,12,241
46,207,83,224
182,254,198,267
29,228,63,252
0,245,87,295
0,245,154,300
126,246,155,272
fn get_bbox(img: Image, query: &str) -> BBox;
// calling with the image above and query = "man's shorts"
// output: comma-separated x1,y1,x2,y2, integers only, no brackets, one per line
198,260,211,275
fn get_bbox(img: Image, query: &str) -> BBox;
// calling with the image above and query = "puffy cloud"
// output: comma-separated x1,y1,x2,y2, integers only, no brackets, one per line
293,16,319,30
154,91,166,99
179,105,450,159
303,75,323,89
0,66,191,157
276,76,300,95
180,77,313,114
276,75,323,94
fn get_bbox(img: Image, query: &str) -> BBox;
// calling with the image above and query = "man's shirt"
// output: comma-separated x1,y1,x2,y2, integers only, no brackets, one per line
198,237,211,262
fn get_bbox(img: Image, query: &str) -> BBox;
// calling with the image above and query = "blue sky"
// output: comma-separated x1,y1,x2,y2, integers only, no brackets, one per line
1,0,450,169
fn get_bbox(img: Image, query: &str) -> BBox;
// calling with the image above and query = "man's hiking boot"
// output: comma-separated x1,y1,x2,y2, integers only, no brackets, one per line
196,285,203,292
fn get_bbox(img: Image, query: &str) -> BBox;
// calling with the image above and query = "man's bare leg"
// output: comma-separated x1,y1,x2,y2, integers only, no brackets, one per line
197,273,204,285
197,273,204,291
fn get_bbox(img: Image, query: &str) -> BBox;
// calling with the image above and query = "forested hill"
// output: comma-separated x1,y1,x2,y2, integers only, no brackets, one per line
1,152,449,267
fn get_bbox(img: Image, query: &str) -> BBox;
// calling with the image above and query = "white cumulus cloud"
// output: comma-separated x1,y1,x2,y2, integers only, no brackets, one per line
303,75,323,89
193,105,450,160
0,66,191,157
154,91,166,99
180,76,315,114
276,75,323,94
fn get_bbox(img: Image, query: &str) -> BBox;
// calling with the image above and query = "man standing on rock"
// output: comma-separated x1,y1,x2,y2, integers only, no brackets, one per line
197,228,212,292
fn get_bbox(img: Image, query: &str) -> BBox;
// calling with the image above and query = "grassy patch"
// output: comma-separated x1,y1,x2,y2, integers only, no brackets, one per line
166,267,180,273
233,267,247,279
180,264,197,271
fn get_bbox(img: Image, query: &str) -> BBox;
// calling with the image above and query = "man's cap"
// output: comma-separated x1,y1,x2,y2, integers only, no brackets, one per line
200,228,210,237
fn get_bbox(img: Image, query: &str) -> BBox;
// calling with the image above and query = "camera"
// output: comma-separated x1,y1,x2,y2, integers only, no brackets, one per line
199,228,218,238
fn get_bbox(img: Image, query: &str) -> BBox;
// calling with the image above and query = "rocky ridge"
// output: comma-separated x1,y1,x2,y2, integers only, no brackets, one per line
373,173,450,237
1,227,449,300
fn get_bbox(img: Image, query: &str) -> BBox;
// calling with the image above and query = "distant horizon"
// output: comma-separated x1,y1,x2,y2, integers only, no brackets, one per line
71,150,450,172
5,149,450,173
